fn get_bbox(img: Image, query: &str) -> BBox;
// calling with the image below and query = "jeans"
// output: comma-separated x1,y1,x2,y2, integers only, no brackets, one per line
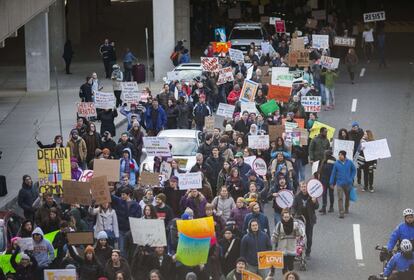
118,230,128,257
114,90,122,107
320,84,326,104
325,87,335,107
274,211,281,226
337,185,351,215
246,263,270,279
294,159,306,182
322,184,335,209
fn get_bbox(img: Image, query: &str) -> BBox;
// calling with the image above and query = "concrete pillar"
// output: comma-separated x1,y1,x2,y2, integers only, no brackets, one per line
175,0,191,53
25,11,50,92
88,0,98,31
80,0,90,35
153,0,175,81
48,0,66,69
67,0,81,45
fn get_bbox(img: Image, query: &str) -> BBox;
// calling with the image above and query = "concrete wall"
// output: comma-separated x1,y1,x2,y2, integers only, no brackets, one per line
175,0,191,53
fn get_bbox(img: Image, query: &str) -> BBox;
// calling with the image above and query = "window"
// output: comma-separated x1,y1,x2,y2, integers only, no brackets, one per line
166,137,198,156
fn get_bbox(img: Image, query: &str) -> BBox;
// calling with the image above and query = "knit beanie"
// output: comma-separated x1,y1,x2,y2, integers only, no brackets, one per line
97,231,108,240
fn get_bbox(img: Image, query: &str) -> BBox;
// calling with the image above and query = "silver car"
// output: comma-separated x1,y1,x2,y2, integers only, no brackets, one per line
229,23,268,54
140,129,202,173
164,63,203,84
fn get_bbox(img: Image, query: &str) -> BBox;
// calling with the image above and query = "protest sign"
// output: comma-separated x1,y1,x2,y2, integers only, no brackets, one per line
305,18,318,29
269,17,281,25
312,161,320,174
291,37,305,51
275,20,285,33
76,102,97,118
79,169,94,182
307,179,324,198
141,171,161,186
268,125,284,140
334,36,356,47
167,71,180,82
311,9,326,20
240,80,258,102
260,42,271,55
333,139,354,159
160,161,172,178
90,176,111,205
271,67,289,85
241,102,257,114
121,82,140,105
260,16,269,23
284,121,298,132
177,216,215,238
242,269,263,280
248,135,270,150
312,34,329,49
281,118,305,129
293,127,309,146
143,137,171,157
93,159,120,182
252,158,267,176
363,11,386,23
214,27,226,42
44,269,76,280
301,96,321,112
67,232,94,245
37,148,71,194
268,85,291,103
217,66,234,85
275,189,294,208
260,99,280,116
129,217,167,246
258,66,271,84
244,156,256,167
362,139,391,161
62,180,92,205
17,238,33,251
272,73,294,87
229,48,244,63
201,57,220,72
288,50,310,67
212,41,231,53
320,55,340,70
177,172,202,190
94,91,116,109
176,233,211,266
299,36,309,45
204,116,215,132
285,131,301,146
174,158,188,169
257,251,284,269
216,103,235,118
246,65,254,80
309,121,335,140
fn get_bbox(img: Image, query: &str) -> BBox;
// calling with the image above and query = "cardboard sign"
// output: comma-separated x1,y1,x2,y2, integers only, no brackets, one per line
334,36,356,47
244,156,256,167
177,172,202,190
309,121,335,140
17,238,33,251
241,102,257,114
275,189,294,208
121,82,140,105
44,269,77,280
291,37,305,51
229,48,244,63
94,91,116,109
201,57,220,72
275,20,285,33
248,135,270,150
312,160,320,174
301,96,321,112
268,85,292,103
320,55,340,70
271,67,289,85
204,116,215,132
311,9,326,20
240,80,258,102
141,171,161,186
257,251,284,269
281,118,305,129
129,217,167,246
333,139,354,159
62,180,92,205
288,50,310,67
217,67,234,85
252,158,267,176
90,176,111,205
93,159,120,182
258,66,271,84
67,231,94,245
363,11,386,23
312,34,329,49
143,137,171,157
76,102,97,118
216,103,235,118
307,179,324,198
242,269,263,280
37,148,71,194
362,139,391,161
305,18,318,29
268,125,284,140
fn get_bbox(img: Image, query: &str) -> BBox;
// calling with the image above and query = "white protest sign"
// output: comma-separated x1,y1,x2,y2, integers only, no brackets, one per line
167,71,180,81
273,73,294,87
271,67,290,85
312,34,329,49
362,139,391,161
244,156,256,167
78,169,94,182
201,57,220,72
333,37,356,47
229,48,244,63
94,91,116,109
143,137,171,157
76,102,97,118
261,42,271,54
285,121,298,132
320,56,340,70
275,189,294,208
246,65,254,80
307,179,324,198
216,103,235,118
253,158,267,176
333,139,354,159
269,17,281,25
363,11,386,23
17,238,34,251
241,102,257,114
311,160,320,174
217,67,234,85
129,217,167,246
248,135,270,150
301,96,321,112
121,82,140,105
177,172,202,190
44,269,77,280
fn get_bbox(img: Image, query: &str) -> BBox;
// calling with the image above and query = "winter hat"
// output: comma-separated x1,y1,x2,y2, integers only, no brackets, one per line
70,157,78,163
66,264,76,269
181,207,194,219
185,272,198,280
70,129,78,135
95,148,103,157
235,152,244,158
169,176,179,182
156,193,166,203
97,231,108,240
351,121,359,128
84,245,95,254
236,257,247,265
11,236,21,244
20,253,30,261
102,148,111,156
225,124,233,132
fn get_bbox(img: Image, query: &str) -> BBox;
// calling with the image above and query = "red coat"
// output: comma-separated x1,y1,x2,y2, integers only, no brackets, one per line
227,90,241,105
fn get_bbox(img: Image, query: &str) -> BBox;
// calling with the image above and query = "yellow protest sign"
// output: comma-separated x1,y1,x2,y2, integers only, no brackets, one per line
242,269,263,280
37,148,71,194
257,251,284,269
176,216,215,238
309,121,335,140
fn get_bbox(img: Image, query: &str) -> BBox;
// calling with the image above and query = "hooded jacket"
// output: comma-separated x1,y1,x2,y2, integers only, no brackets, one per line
240,220,272,266
212,195,236,222
242,211,270,236
229,206,250,232
32,227,55,268
329,158,356,187
308,135,330,162
89,207,120,239
119,148,139,185
67,137,87,162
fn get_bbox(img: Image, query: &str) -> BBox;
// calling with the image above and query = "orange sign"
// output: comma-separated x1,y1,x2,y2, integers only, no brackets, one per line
268,85,292,103
282,118,305,129
257,251,284,269
242,269,262,280
212,41,232,53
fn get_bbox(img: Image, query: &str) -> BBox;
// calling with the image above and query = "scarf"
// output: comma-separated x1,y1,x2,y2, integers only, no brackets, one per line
282,217,294,235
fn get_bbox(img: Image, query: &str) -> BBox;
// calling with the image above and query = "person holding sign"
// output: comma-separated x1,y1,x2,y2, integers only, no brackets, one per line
356,130,377,192
318,150,336,214
225,257,247,280
10,246,38,280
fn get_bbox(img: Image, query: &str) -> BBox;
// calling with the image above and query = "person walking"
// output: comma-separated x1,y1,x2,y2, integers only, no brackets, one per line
329,150,356,219
318,150,336,214
111,64,123,108
356,130,377,192
62,40,74,74
123,48,137,82
308,127,331,164
345,48,358,84
320,69,338,110
99,39,114,78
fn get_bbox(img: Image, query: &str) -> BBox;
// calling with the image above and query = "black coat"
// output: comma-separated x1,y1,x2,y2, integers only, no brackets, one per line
166,105,178,129
68,245,103,280
234,120,251,135
17,183,38,219
79,83,93,102
219,238,241,276
144,253,175,279
98,109,118,137
292,192,319,225
205,156,224,191
176,102,193,129
11,250,37,280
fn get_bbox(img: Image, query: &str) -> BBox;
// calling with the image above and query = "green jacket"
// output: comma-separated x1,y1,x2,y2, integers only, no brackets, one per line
308,135,330,162
321,71,338,89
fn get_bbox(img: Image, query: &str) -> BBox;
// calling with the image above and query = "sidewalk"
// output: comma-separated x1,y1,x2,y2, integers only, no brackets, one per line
0,61,163,211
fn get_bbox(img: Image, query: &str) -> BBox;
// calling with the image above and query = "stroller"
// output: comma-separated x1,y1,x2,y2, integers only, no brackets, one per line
294,215,307,271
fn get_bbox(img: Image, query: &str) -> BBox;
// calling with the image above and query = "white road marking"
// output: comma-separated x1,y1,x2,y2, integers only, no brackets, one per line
353,224,364,260
360,68,366,77
351,99,358,112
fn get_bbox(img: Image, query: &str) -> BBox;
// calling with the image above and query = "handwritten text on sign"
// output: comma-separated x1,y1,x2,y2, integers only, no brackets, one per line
248,135,270,150
363,11,385,23
301,96,321,112
201,57,220,72
334,37,356,47
177,172,202,190
121,82,140,105
76,102,97,118
143,137,171,157
217,67,234,85
320,56,340,70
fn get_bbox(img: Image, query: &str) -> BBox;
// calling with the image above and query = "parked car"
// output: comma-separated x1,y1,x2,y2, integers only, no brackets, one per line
164,63,203,84
229,23,268,53
0,211,25,253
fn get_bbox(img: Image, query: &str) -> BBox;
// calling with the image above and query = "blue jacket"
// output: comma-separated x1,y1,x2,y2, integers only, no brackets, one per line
179,53,190,64
329,159,356,187
384,252,414,277
238,162,252,187
119,148,139,185
145,106,167,131
387,223,414,251
111,194,141,231
240,222,272,266
242,212,270,237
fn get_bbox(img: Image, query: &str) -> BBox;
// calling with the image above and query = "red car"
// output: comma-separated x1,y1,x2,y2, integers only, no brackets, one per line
0,211,25,253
